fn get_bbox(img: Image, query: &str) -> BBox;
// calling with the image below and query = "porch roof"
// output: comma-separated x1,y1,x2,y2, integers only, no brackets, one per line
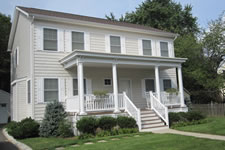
59,50,187,69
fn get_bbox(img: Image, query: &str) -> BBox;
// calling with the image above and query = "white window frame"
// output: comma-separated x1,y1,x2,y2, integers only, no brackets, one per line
71,30,85,51
109,34,122,54
103,78,112,86
26,79,31,104
73,77,87,96
141,38,153,56
43,77,60,103
159,41,170,57
42,27,59,52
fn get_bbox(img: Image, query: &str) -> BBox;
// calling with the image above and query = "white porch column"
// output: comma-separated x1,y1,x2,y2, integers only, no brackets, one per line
155,66,161,101
77,62,86,115
112,64,120,113
178,66,185,107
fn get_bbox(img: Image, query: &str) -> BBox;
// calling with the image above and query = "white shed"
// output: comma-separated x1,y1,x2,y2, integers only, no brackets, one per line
0,90,10,124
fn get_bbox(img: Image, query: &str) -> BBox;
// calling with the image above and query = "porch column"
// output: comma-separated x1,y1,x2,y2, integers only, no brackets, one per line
112,64,120,113
178,66,185,107
77,62,86,115
155,66,161,101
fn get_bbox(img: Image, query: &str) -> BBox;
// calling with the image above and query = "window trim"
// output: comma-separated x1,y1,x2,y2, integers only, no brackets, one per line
159,41,170,57
27,79,31,104
103,78,112,86
141,38,153,56
14,47,19,68
43,77,60,103
109,35,122,53
163,78,172,91
71,30,85,51
43,27,59,52
73,77,87,96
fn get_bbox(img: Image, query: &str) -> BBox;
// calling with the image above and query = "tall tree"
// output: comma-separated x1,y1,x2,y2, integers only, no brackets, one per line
106,0,199,35
0,13,11,92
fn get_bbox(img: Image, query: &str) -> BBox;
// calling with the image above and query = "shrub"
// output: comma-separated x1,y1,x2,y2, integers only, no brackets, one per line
58,120,74,137
78,133,94,140
117,116,137,128
96,130,111,137
98,116,117,130
7,118,39,139
171,119,208,128
186,111,205,121
39,101,67,137
93,91,108,97
76,117,98,135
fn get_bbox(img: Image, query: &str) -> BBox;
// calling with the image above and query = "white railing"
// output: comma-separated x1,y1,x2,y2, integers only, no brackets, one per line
124,92,141,131
160,92,181,106
65,96,79,112
85,93,124,111
149,91,169,125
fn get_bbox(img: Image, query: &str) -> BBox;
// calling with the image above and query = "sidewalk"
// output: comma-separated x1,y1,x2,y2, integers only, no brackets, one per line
153,129,225,141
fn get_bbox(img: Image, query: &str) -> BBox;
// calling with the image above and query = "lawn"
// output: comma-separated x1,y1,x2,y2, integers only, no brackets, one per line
175,117,225,136
20,133,225,150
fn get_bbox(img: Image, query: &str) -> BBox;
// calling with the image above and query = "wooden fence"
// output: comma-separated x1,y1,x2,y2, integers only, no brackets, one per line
192,103,225,116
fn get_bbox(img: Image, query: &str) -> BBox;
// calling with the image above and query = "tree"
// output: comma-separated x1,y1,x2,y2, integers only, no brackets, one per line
106,0,199,35
0,13,11,92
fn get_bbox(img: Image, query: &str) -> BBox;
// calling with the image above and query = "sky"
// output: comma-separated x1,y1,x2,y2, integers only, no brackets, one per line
0,0,224,29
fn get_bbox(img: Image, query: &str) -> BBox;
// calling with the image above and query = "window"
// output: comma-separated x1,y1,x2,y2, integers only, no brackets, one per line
72,31,84,50
73,79,86,95
44,28,58,51
160,42,169,57
145,79,155,92
142,40,152,55
14,47,19,67
27,80,31,104
44,79,58,102
163,79,172,91
0,104,6,107
104,79,112,86
110,36,121,53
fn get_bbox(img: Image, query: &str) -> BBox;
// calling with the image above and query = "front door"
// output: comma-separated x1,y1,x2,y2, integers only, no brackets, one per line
119,79,132,99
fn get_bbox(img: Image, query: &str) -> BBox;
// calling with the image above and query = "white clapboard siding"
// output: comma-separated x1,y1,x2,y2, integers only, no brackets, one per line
66,77,73,97
58,29,65,52
34,26,43,51
90,33,105,52
84,32,90,51
65,30,72,52
126,37,139,55
86,79,92,94
121,36,126,54
37,77,44,103
59,78,65,102
105,34,110,53
138,38,143,55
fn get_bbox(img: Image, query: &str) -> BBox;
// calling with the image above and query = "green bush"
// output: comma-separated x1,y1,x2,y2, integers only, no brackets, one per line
98,116,117,130
117,116,137,128
39,101,67,137
78,133,94,140
76,117,98,135
96,130,111,137
171,119,208,128
186,111,205,121
58,120,74,138
7,118,39,139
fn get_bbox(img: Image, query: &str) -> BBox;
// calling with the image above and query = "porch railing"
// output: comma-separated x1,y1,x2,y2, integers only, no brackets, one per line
148,91,169,125
65,96,79,112
85,94,124,111
124,92,141,131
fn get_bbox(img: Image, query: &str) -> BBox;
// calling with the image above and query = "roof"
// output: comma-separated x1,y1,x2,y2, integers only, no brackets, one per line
17,6,175,35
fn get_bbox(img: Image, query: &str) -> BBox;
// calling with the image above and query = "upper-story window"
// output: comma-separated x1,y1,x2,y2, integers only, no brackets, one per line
110,36,121,53
142,40,152,56
160,42,169,57
44,28,58,51
72,31,84,50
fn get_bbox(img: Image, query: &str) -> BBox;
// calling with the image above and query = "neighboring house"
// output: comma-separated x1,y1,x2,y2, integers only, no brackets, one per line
8,6,188,131
0,90,10,124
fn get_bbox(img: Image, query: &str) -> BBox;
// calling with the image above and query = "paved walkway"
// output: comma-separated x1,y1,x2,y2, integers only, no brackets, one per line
0,125,18,150
153,129,225,141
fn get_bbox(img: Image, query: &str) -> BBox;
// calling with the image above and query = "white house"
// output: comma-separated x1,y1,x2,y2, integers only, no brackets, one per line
8,6,188,131
0,90,10,124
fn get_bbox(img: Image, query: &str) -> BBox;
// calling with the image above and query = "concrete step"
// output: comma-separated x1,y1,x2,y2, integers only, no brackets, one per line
142,122,165,128
141,116,159,121
141,126,169,132
141,111,154,115
141,113,156,118
142,119,162,124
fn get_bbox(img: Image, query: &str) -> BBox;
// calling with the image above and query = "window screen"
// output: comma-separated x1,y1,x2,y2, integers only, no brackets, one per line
44,79,58,102
110,36,121,53
160,42,169,57
44,28,57,51
142,40,152,55
72,31,84,50
73,79,86,95
163,79,172,91
145,79,155,92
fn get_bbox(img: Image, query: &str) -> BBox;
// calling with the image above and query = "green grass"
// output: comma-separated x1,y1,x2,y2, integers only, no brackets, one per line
20,132,225,150
175,117,225,136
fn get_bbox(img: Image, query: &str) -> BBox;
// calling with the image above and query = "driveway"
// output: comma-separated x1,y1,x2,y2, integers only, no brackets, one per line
0,124,18,150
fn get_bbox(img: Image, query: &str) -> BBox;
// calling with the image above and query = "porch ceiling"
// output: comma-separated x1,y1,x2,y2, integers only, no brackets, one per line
59,50,187,69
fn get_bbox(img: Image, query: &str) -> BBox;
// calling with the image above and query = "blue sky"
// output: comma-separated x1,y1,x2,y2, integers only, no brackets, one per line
0,0,224,28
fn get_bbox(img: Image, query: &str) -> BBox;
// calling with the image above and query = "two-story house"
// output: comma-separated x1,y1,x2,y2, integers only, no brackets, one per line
8,6,187,131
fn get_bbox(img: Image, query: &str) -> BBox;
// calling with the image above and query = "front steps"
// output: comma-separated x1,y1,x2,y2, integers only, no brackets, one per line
140,109,168,132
